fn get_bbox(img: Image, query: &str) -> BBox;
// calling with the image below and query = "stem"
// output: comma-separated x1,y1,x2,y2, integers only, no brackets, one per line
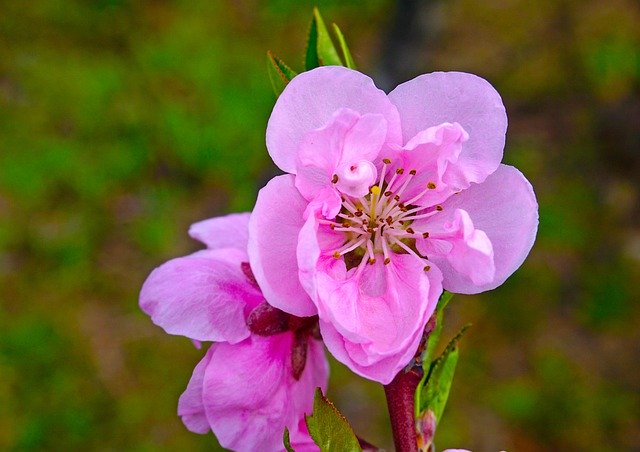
383,368,422,452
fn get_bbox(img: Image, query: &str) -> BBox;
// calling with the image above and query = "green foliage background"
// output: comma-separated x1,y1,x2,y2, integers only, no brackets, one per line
1,0,639,450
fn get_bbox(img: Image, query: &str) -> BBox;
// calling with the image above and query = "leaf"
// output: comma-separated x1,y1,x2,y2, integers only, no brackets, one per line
305,8,344,70
305,388,362,452
313,8,343,66
267,51,297,96
283,427,295,452
304,12,320,70
423,291,454,367
418,325,471,422
332,23,356,69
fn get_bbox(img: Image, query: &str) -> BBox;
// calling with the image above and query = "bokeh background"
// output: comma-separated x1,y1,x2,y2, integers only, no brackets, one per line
1,0,639,450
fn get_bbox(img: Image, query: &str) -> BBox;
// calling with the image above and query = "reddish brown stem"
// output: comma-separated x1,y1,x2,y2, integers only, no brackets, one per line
384,368,422,452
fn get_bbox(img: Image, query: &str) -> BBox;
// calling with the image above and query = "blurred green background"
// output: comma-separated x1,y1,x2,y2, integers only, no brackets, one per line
1,0,639,450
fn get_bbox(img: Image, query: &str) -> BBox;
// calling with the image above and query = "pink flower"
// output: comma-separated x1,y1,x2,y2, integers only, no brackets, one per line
140,213,328,452
249,66,538,384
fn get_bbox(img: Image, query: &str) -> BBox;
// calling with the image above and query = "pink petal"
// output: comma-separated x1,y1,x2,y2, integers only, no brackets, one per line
267,66,402,174
139,248,263,343
388,72,507,185
178,347,214,434
297,211,347,307
189,212,251,250
417,209,495,286
317,255,442,384
248,175,317,316
202,334,328,452
295,108,360,201
384,122,472,207
425,164,538,294
295,109,385,200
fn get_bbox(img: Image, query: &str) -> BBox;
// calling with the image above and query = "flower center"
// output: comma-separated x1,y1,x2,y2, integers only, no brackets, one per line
326,159,442,272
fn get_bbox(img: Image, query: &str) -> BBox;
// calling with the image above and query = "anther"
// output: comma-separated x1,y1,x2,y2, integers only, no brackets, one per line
386,216,393,225
422,232,430,238
435,205,443,211
368,258,377,264
332,174,339,184
384,191,392,197
406,227,415,234
427,182,436,190
396,168,404,175
333,252,341,259
329,224,335,230
423,265,431,272
354,210,363,217
409,169,417,175
394,195,400,201
384,257,391,265
383,158,391,164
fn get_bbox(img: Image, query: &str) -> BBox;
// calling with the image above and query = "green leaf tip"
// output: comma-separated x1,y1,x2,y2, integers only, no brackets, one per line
305,387,362,452
283,426,295,452
305,8,354,70
267,50,297,96
332,23,356,69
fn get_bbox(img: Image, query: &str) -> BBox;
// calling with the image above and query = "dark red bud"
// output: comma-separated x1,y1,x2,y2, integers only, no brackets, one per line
240,262,259,288
291,332,308,380
246,301,289,336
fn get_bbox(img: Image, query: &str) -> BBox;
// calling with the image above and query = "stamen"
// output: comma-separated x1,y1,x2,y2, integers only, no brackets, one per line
332,226,366,233
388,236,425,262
397,210,440,222
427,182,436,190
342,196,360,212
332,174,339,184
378,161,389,192
333,237,367,258
393,172,415,199
381,238,391,264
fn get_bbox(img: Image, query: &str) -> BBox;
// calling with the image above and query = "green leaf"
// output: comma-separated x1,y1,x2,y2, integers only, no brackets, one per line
267,51,297,96
283,427,295,452
313,8,343,66
305,8,344,70
304,12,320,70
305,388,362,452
417,325,470,421
332,23,356,69
423,291,454,367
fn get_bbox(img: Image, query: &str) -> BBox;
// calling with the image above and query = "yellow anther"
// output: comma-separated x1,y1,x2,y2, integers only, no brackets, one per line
427,182,436,190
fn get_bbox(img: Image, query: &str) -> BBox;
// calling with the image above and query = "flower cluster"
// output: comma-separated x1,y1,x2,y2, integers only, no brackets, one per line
140,66,538,450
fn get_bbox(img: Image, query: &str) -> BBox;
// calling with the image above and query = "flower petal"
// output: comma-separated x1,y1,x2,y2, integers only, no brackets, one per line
178,347,214,434
189,212,251,250
267,66,402,173
249,175,317,316
416,209,495,286
317,254,442,384
139,248,263,343
384,122,472,207
202,334,328,452
388,71,507,185
424,164,538,294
